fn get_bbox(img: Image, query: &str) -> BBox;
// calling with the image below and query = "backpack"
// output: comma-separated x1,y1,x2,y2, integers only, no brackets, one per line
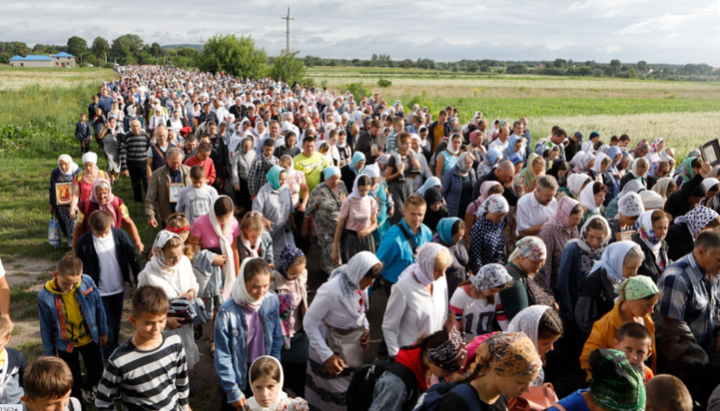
413,382,480,411
346,357,418,411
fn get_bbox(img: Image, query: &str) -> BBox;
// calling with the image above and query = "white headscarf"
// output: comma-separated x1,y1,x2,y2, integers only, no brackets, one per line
246,356,289,411
476,194,509,218
507,305,552,386
579,182,600,213
210,195,237,300
82,152,98,165
57,154,79,177
591,152,609,174
347,174,370,200
470,264,513,291
701,178,720,194
398,243,448,286
231,257,265,311
639,190,664,210
567,174,591,197
148,230,183,276
327,251,381,319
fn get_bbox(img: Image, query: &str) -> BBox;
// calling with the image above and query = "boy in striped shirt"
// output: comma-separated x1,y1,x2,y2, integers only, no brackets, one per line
95,285,189,411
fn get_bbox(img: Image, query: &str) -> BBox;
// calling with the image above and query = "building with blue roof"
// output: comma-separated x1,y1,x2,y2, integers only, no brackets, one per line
9,52,75,68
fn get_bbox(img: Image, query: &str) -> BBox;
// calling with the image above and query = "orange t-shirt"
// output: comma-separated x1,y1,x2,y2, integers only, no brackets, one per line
434,123,445,148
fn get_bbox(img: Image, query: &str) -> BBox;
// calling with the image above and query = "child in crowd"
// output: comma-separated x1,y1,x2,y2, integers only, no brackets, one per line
21,357,81,411
177,165,219,225
38,255,107,403
239,211,275,265
646,374,692,411
166,212,193,259
95,285,189,411
75,210,141,361
75,113,92,154
246,356,309,411
184,142,217,185
0,316,27,405
613,322,655,383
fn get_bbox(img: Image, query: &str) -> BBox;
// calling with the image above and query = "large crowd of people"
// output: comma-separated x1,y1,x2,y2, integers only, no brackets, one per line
4,64,720,411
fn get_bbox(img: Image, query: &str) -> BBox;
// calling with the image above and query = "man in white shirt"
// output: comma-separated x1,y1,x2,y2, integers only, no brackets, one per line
489,124,510,152
516,175,558,237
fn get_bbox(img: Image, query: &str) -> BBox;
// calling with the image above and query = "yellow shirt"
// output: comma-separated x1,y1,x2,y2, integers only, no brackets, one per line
433,123,445,148
45,279,93,347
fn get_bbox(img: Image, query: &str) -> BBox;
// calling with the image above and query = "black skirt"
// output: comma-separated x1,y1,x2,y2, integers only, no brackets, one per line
340,228,376,265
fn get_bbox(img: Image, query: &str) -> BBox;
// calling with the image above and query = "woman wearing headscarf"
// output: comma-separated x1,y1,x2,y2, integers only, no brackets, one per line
667,206,720,261
273,131,301,159
575,241,644,335
469,194,509,275
503,133,524,161
138,230,200,370
71,178,143,253
49,154,81,247
253,166,295,263
498,236,555,321
303,166,348,275
415,176,442,197
332,175,377,265
673,156,701,188
556,215,611,324
442,152,476,218
364,165,394,244
270,245,309,398
520,153,545,193
578,182,607,227
382,243,452,356
572,152,595,176
232,135,257,214
450,264,514,341
507,306,564,387
476,147,502,178
426,332,541,411
630,139,650,160
607,192,644,242
665,158,709,219
646,160,670,190
650,176,677,201
538,197,584,289
700,177,720,208
605,179,645,220
464,181,504,246
547,160,570,190
423,187,449,233
631,210,670,283
619,158,649,191
70,152,108,220
433,217,469,297
579,275,658,380
340,151,366,192
645,137,665,166
304,252,382,411
559,173,591,201
96,116,123,184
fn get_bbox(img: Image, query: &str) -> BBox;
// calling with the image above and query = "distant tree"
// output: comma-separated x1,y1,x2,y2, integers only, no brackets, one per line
67,36,87,57
593,68,603,77
91,37,110,60
10,42,29,57
0,52,9,64
466,63,480,72
178,47,199,57
399,59,414,68
505,64,528,74
637,60,647,71
610,59,621,67
553,58,568,69
195,34,267,78
270,49,307,84
150,42,165,58
111,34,144,63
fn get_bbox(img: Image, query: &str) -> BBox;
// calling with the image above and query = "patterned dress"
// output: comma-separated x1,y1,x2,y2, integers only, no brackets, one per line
469,215,506,275
305,182,348,275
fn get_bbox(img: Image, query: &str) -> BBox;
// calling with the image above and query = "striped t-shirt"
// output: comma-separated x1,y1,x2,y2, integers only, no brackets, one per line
95,333,189,411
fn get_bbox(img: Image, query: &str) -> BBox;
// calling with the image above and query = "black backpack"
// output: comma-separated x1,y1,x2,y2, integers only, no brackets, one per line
347,357,418,411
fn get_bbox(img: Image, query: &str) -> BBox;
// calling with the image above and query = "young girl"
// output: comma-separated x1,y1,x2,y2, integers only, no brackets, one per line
239,211,275,265
246,356,309,411
332,175,378,265
450,264,514,342
215,258,282,411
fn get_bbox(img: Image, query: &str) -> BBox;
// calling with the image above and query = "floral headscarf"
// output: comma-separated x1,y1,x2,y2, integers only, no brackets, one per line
427,316,468,372
89,178,117,222
479,181,502,204
508,236,547,261
650,138,664,153
630,139,649,158
590,349,646,411
473,332,542,378
635,210,664,252
614,275,658,301
470,263,513,291
276,245,304,280
618,192,645,217
476,194,509,218
675,206,720,237
547,196,581,231
398,243,448,285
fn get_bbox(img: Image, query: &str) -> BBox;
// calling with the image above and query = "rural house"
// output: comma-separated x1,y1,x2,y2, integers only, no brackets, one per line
9,52,76,68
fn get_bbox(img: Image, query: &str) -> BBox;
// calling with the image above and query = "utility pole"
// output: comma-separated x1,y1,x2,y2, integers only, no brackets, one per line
200,37,204,52
281,7,294,55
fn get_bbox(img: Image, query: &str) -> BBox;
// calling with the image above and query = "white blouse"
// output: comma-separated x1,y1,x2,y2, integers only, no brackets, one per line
137,256,199,299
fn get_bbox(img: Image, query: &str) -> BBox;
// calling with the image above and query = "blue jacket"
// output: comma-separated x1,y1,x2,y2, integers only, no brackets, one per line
38,275,108,356
0,348,27,404
214,292,283,404
377,220,432,283
441,164,476,217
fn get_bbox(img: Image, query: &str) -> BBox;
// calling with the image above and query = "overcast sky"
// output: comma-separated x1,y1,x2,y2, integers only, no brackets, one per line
3,0,720,65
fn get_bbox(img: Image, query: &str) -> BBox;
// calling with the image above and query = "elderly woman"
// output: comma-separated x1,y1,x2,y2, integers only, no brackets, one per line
608,192,644,242
49,154,80,247
382,243,452,356
667,206,720,261
138,230,200,370
303,166,348,276
468,194,509,275
71,178,142,253
477,148,502,178
304,252,382,411
560,173,591,201
575,241,644,335
70,152,108,219
498,236,554,321
605,179,644,220
538,197,583,289
433,218,469,297
631,210,670,283
442,152,476,218
620,157,650,191
97,116,123,184
253,166,295,262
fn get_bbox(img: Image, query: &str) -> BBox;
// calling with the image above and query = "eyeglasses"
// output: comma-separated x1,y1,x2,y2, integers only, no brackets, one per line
658,169,669,177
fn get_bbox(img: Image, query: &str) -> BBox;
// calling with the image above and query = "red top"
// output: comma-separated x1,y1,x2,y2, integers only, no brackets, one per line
395,347,429,392
184,156,216,185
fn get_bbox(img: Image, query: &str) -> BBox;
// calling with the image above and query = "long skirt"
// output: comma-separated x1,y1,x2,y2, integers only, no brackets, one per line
54,205,76,247
102,137,121,173
282,330,310,398
340,229,376,266
235,177,253,216
167,323,199,370
317,231,339,276
305,345,354,411
388,179,413,225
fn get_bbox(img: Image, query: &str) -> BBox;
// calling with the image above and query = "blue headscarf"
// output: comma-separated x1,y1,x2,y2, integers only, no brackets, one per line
277,245,305,280
589,241,641,286
350,152,366,174
606,146,621,167
504,134,522,159
417,177,442,196
323,166,341,180
508,153,524,166
485,148,502,167
267,165,285,190
437,217,461,245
